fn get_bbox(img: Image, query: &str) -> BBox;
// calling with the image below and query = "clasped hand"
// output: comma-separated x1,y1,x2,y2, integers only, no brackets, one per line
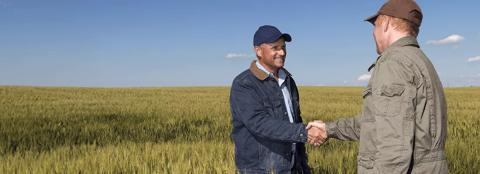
306,120,327,147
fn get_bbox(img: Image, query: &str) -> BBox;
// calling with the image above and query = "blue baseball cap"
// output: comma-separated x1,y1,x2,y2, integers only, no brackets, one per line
253,25,292,46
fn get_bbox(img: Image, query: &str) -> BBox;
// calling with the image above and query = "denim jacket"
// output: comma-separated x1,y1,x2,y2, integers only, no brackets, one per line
230,61,310,174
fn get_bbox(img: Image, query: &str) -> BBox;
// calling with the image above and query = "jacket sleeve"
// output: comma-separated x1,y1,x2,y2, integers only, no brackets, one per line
371,57,417,173
325,115,361,141
230,78,308,143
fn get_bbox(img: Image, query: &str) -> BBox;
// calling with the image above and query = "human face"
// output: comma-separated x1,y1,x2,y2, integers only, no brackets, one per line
373,17,388,54
255,38,286,73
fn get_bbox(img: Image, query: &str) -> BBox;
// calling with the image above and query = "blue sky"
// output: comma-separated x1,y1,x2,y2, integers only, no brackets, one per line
1,0,479,87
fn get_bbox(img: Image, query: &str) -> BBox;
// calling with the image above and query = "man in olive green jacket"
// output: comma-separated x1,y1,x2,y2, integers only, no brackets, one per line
307,0,448,173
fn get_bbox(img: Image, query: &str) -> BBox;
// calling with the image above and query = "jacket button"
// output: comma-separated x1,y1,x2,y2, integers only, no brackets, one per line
284,112,287,115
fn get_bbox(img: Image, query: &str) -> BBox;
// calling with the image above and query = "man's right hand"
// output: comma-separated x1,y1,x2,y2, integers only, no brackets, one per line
306,120,327,146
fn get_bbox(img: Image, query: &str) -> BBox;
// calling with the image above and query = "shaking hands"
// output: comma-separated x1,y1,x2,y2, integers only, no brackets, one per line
306,120,327,147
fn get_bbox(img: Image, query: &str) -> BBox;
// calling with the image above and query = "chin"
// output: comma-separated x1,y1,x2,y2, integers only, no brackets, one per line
274,59,284,67
274,62,284,69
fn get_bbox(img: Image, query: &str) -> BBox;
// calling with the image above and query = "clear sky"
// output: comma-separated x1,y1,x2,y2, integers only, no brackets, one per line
1,0,479,87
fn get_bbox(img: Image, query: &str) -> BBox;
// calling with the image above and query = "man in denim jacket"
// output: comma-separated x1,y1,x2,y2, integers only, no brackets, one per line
230,25,324,174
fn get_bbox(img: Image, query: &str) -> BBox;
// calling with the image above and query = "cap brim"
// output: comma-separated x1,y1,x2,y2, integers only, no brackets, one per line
281,33,292,42
364,13,379,25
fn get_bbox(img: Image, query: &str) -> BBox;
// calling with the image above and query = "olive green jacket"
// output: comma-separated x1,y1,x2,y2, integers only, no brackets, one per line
326,37,448,174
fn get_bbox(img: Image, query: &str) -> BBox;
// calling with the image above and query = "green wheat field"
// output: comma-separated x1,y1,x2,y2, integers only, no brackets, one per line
0,86,478,173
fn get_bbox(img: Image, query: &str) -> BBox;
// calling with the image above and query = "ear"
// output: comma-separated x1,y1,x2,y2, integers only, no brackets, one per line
383,17,390,33
254,46,262,59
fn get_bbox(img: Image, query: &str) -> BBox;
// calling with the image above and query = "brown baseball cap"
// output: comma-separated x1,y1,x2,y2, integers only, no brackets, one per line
365,0,423,26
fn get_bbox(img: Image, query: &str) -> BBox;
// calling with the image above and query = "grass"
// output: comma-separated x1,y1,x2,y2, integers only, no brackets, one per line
0,86,479,173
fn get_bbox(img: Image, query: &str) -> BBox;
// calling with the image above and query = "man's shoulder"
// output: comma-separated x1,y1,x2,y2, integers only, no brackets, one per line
388,44,425,59
376,46,432,84
382,45,429,67
232,69,256,86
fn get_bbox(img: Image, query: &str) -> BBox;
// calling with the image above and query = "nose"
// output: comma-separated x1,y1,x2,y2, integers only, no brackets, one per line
278,49,285,57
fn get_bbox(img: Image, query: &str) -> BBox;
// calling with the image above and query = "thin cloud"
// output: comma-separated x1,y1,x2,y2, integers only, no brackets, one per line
357,73,371,81
467,56,480,62
460,73,480,86
427,34,464,45
225,53,254,59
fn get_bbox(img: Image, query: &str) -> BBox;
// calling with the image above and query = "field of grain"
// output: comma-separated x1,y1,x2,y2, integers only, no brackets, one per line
0,86,478,173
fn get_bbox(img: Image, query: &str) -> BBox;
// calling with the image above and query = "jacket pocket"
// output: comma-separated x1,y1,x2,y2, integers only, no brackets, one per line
362,87,375,122
357,155,375,169
258,142,291,170
380,84,405,97
362,87,372,99
373,84,405,117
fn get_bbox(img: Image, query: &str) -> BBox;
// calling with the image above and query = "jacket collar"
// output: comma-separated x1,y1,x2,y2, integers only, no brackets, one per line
368,36,420,72
249,60,291,80
381,36,419,57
